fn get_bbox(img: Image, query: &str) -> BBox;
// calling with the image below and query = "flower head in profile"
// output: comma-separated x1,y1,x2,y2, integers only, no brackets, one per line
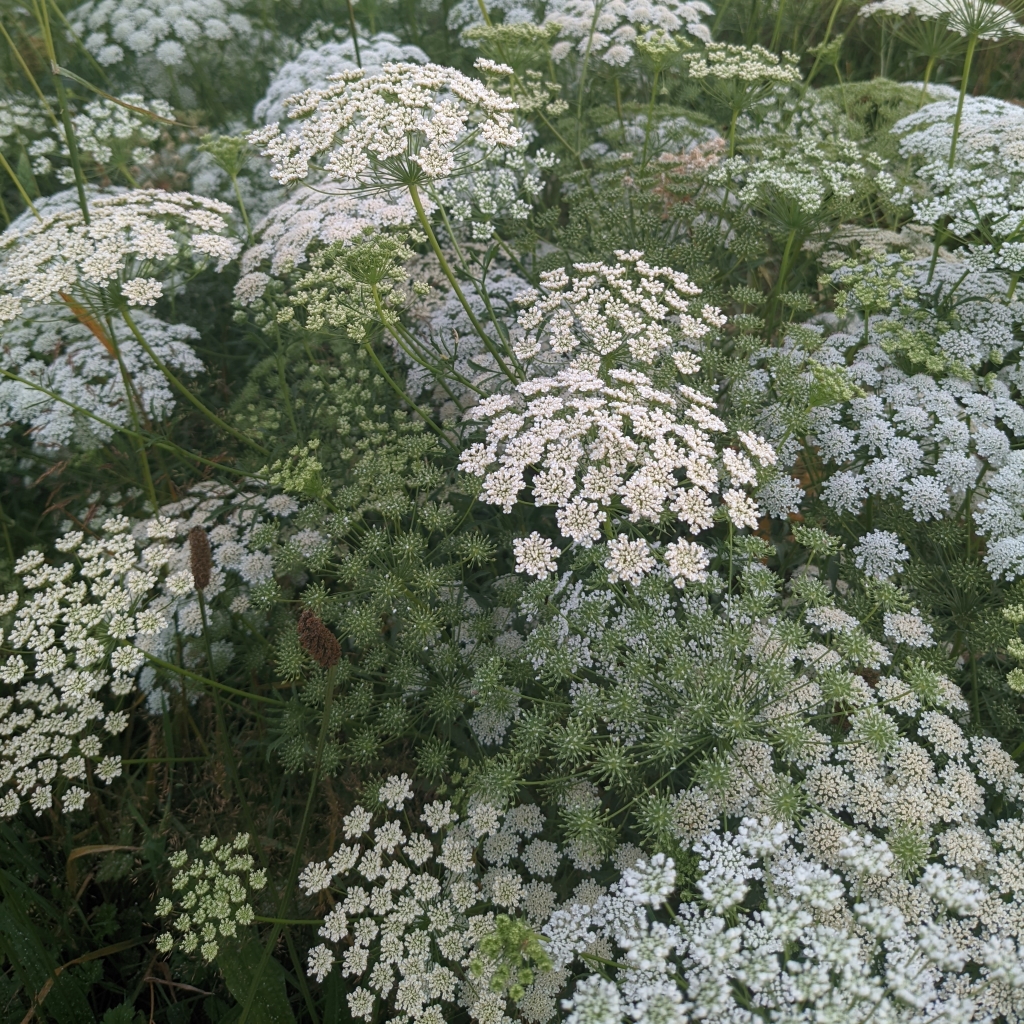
249,63,522,193
0,189,240,323
860,0,1024,39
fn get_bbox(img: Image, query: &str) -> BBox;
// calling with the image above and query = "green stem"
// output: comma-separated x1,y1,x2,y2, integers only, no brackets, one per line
346,0,362,65
106,317,159,508
143,653,284,705
118,305,270,455
366,285,452,446
641,69,660,167
574,3,601,151
33,0,90,222
275,329,299,437
948,32,978,168
770,0,787,51
229,172,252,242
238,666,337,1024
0,151,39,217
918,53,937,108
0,494,14,563
927,35,977,284
406,182,519,383
804,0,845,89
728,104,740,158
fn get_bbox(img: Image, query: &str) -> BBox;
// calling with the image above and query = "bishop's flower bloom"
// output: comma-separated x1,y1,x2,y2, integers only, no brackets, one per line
460,252,778,580
0,188,240,324
545,0,714,67
249,63,523,194
233,187,421,305
0,305,204,451
67,0,255,69
254,33,430,127
860,0,1024,39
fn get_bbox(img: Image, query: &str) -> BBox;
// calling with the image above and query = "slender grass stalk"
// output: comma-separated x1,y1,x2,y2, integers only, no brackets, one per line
32,0,91,223
237,666,337,1024
119,305,271,455
0,151,40,217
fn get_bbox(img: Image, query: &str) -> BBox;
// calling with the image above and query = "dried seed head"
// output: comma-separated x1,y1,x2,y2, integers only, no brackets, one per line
189,527,212,592
297,608,341,669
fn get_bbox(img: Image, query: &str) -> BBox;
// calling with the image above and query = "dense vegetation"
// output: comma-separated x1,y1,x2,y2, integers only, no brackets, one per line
3,0,1024,1019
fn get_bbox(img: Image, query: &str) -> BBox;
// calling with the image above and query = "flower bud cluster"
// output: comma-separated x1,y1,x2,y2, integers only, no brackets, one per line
155,833,267,962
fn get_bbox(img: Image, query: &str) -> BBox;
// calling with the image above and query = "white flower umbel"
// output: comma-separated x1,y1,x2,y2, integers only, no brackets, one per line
155,833,267,961
774,256,1024,579
254,34,430,126
510,250,722,365
0,305,203,451
250,63,522,195
0,518,159,819
894,97,1024,268
460,253,774,576
67,0,255,69
5,92,170,184
233,188,421,306
460,361,774,540
687,42,803,87
0,96,51,177
0,188,240,324
301,785,563,1024
549,814,1024,1024
545,0,714,68
860,0,1024,39
514,533,561,579
234,189,420,307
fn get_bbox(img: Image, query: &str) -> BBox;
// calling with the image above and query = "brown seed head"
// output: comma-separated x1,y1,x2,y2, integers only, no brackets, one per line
297,608,341,669
189,527,212,592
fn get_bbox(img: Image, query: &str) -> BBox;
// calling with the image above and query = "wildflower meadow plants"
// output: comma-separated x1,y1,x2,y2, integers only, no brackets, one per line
5,0,1024,1019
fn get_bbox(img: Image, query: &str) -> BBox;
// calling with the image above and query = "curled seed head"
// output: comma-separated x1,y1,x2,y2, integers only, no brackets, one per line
297,608,341,669
189,527,212,592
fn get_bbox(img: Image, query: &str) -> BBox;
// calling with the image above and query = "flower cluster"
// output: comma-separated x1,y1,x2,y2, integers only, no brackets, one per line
461,361,776,562
1,96,56,178
859,0,1024,40
233,187,420,304
459,254,778,576
0,519,154,818
253,33,430,126
713,91,888,218
0,188,240,323
775,255,1024,578
250,63,522,190
895,96,1024,269
550,816,1024,1024
155,834,267,961
64,94,173,181
0,305,204,451
687,41,803,86
303,778,565,1024
67,0,255,68
122,485,310,711
509,249,722,366
545,0,714,67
